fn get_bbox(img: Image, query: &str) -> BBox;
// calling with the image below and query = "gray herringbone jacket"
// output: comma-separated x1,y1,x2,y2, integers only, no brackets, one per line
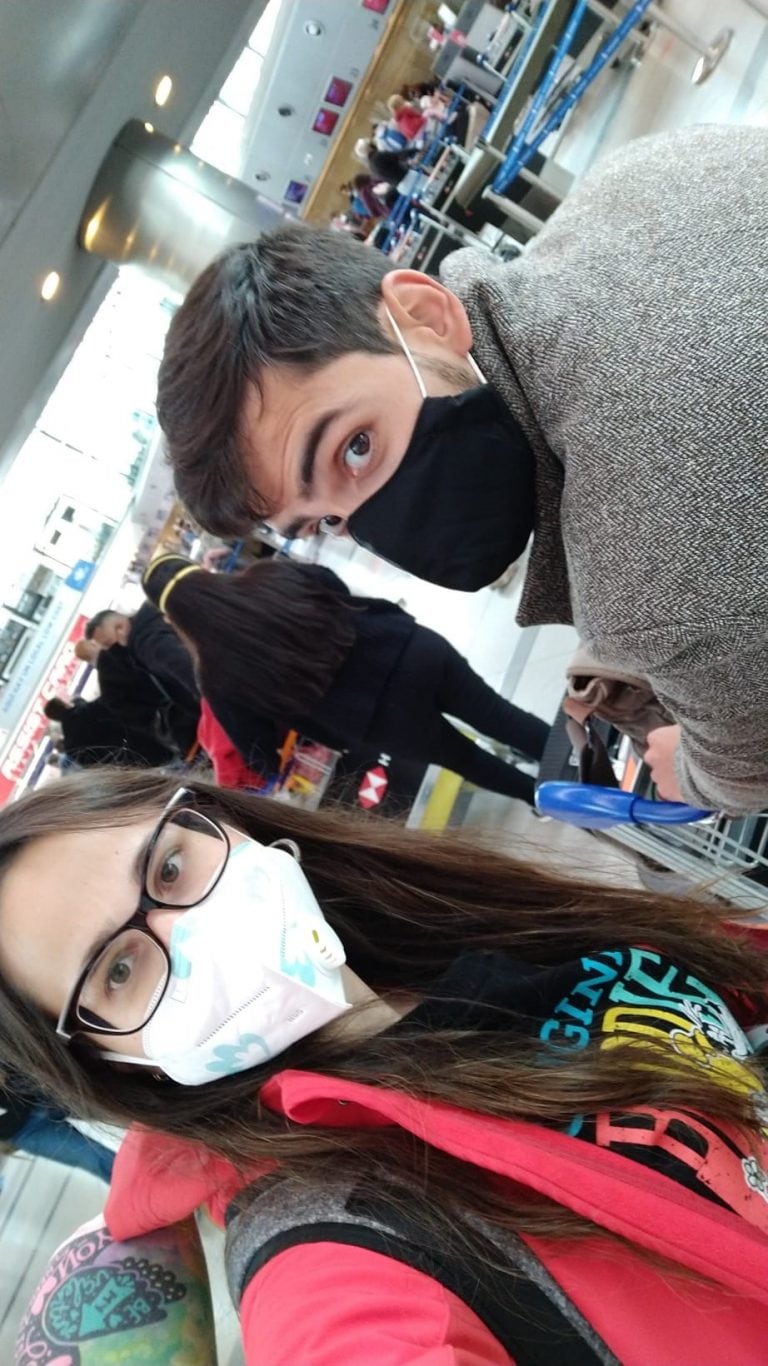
442,124,768,814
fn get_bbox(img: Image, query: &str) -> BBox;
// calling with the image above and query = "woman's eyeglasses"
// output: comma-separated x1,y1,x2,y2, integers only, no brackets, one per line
56,792,231,1043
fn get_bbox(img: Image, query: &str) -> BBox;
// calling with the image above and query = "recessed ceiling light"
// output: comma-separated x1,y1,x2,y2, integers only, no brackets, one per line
144,121,155,133
40,271,61,301
304,19,323,36
154,75,173,107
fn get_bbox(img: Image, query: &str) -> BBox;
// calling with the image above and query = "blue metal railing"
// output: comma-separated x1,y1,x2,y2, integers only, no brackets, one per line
492,0,654,192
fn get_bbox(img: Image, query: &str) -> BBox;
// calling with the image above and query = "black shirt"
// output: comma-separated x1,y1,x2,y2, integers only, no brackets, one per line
405,950,768,1228
206,566,416,775
59,699,172,768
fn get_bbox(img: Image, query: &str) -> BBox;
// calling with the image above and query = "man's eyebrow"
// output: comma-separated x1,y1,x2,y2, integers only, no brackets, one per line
299,409,342,497
274,408,344,541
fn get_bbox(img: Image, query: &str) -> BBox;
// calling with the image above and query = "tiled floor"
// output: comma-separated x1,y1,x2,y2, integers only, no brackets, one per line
3,3,766,1360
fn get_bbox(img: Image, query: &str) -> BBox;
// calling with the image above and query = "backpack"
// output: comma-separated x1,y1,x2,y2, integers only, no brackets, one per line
225,1169,616,1366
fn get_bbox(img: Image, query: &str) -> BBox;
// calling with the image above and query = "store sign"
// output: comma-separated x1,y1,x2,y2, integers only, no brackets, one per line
0,584,83,734
0,614,88,805
65,558,96,591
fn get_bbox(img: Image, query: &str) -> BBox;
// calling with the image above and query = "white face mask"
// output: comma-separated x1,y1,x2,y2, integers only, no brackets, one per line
134,838,349,1086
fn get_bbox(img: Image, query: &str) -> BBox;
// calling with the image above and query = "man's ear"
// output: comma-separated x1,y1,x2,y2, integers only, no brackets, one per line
380,270,473,358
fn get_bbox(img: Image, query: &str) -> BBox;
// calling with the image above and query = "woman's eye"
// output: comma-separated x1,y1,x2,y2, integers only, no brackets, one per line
159,852,182,888
106,955,133,991
341,432,372,472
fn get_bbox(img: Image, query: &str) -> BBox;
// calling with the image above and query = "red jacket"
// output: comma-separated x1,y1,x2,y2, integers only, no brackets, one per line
394,105,427,143
197,699,267,789
106,1068,768,1365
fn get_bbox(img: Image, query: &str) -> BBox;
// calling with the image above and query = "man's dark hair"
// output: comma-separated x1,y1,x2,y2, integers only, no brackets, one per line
43,697,69,723
156,223,396,537
84,609,123,640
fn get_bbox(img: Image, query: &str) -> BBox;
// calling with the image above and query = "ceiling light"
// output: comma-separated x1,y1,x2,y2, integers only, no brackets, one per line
144,121,155,133
154,75,173,107
304,20,323,36
82,201,108,251
40,271,61,301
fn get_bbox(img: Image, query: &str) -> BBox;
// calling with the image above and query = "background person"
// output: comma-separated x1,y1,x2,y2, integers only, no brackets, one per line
196,698,268,791
42,694,173,769
353,135,412,185
2,771,768,1364
340,174,395,221
1,1072,115,1183
386,93,427,145
85,604,200,756
156,124,768,816
142,554,549,804
74,635,173,746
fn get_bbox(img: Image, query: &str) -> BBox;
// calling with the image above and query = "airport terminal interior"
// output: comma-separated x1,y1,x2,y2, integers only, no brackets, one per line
1,1,767,1361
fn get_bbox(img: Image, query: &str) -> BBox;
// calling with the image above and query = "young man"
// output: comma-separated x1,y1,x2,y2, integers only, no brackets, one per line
85,605,200,755
42,694,172,769
156,125,768,815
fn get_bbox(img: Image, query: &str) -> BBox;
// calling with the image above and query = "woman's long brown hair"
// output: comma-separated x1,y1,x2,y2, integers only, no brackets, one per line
0,769,766,1259
160,558,357,718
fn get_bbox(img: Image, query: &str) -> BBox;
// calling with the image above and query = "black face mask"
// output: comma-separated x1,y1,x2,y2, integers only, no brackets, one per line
347,385,536,592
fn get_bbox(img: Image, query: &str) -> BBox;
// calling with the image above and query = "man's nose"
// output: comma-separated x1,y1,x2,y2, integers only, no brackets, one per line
145,905,185,949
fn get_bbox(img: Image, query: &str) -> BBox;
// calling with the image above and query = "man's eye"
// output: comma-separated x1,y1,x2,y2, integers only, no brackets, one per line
342,432,372,471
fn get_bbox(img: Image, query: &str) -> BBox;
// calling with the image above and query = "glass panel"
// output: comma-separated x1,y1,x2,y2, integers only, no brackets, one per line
219,47,264,117
248,0,285,55
189,101,245,177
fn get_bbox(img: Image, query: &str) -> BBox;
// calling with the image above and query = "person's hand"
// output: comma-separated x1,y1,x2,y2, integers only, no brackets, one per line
202,544,230,570
645,724,683,801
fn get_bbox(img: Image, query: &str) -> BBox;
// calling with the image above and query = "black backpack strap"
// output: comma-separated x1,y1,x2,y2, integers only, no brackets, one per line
226,1175,618,1366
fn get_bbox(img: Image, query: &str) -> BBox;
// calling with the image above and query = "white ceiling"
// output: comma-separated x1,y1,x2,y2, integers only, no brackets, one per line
0,0,267,478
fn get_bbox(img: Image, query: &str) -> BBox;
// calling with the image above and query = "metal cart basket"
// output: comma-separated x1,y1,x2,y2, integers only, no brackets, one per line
538,711,768,916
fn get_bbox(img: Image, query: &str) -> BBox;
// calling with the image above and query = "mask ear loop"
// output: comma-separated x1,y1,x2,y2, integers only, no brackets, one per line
385,305,486,391
269,837,302,862
384,307,427,399
467,351,487,384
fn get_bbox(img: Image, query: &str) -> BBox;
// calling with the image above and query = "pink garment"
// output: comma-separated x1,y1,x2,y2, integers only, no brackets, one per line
107,1052,768,1365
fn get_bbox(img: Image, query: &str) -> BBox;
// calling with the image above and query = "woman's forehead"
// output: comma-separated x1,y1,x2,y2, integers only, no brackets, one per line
0,823,148,1009
0,822,146,912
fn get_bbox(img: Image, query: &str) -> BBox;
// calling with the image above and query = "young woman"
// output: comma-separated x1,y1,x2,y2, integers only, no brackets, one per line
143,553,549,805
2,771,768,1365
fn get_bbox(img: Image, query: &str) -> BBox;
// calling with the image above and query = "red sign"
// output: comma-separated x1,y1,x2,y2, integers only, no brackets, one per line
0,614,89,804
358,764,389,809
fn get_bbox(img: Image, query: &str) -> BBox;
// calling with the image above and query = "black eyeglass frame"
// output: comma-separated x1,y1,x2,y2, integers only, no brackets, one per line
55,788,231,1044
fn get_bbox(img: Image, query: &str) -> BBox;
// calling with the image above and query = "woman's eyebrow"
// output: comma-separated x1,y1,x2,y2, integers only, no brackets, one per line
75,830,155,973
132,829,156,888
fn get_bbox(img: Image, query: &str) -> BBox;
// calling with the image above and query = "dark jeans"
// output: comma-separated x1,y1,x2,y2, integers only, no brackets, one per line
13,1108,115,1182
368,629,550,805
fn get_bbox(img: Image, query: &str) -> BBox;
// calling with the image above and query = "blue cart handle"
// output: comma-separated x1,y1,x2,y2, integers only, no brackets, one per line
536,781,711,830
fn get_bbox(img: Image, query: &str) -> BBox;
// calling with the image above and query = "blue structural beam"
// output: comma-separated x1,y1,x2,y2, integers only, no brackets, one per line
492,0,654,194
499,0,590,174
482,0,557,145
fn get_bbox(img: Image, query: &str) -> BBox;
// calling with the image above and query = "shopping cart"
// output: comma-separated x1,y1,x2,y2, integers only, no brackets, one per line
537,716,768,916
